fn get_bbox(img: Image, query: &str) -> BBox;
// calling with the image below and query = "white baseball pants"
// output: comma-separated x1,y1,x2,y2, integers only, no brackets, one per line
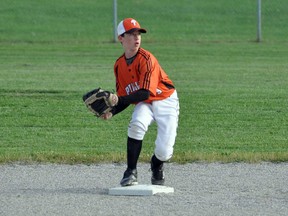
128,90,179,161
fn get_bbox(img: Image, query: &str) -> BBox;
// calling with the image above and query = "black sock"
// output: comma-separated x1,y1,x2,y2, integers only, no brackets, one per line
127,137,142,170
151,154,163,168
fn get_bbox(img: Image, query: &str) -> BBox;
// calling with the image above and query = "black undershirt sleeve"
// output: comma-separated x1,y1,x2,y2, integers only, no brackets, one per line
111,89,150,116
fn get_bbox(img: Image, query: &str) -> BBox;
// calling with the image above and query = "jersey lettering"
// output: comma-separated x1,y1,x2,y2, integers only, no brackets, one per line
156,88,162,95
125,82,140,95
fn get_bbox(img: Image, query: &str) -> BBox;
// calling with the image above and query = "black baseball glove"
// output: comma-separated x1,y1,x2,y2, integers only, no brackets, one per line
82,88,118,117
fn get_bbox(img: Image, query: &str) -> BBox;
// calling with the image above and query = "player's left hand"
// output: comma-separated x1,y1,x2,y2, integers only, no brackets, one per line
100,112,113,120
82,88,118,118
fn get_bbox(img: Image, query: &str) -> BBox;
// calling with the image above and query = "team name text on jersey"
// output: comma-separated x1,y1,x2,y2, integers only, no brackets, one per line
125,82,140,95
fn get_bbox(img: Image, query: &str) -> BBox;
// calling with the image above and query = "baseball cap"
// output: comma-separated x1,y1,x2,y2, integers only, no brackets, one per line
117,18,147,36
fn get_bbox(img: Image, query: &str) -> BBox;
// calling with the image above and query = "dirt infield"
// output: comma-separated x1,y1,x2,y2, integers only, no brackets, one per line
0,162,287,216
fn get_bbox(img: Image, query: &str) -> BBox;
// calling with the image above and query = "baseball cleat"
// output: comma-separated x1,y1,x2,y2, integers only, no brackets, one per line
120,168,138,186
151,162,165,185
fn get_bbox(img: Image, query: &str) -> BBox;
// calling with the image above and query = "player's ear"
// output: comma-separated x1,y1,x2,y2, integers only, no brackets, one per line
118,35,124,43
119,33,125,38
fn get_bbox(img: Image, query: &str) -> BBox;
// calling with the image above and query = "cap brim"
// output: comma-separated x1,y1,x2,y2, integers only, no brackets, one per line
126,28,147,34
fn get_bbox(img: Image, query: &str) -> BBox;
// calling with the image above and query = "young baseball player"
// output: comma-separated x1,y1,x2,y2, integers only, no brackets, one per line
101,18,179,186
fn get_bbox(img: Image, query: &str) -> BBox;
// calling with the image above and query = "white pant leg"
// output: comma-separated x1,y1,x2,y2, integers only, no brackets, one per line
127,91,179,161
152,91,180,161
128,102,154,140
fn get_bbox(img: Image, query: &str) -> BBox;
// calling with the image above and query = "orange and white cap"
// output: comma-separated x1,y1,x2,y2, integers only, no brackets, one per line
117,18,147,36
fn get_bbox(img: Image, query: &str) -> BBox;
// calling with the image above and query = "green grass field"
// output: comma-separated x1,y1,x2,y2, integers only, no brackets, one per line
0,0,287,164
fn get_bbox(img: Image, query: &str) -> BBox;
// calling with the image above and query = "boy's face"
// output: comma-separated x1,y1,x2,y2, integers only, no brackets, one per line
118,30,142,53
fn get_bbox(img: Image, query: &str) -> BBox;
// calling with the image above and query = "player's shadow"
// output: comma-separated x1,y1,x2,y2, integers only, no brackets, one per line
56,187,108,195
17,187,108,195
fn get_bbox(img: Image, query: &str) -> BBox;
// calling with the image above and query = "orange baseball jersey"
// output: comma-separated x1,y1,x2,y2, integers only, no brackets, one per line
114,48,175,103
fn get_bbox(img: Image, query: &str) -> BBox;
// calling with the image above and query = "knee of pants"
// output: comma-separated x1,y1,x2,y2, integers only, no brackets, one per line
154,133,176,161
155,145,174,161
128,121,147,141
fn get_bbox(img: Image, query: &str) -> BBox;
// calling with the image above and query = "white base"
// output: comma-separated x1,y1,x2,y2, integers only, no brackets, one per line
108,184,174,196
